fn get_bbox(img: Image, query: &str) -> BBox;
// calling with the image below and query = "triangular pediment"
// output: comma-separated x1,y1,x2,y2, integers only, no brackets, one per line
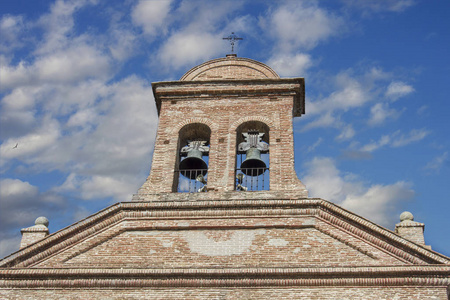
1,195,449,269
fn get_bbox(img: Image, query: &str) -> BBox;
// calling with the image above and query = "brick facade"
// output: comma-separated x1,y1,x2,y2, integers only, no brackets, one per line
1,56,449,299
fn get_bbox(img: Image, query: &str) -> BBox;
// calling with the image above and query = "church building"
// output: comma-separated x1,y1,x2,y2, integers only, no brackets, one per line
1,55,449,299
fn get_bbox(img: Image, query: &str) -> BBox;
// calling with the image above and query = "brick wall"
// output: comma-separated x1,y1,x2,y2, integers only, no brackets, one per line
35,217,404,268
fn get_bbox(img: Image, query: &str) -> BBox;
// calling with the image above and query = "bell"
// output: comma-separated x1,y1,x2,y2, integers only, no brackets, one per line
240,148,266,176
236,173,247,191
179,148,208,179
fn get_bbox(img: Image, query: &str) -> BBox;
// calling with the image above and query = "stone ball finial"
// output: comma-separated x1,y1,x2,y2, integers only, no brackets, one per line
399,211,414,222
35,216,49,227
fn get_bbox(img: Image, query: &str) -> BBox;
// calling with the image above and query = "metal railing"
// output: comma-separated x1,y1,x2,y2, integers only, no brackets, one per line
235,168,269,191
175,167,270,193
176,169,208,193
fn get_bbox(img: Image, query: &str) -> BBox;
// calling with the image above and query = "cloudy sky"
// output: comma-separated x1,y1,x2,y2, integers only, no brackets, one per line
1,0,449,258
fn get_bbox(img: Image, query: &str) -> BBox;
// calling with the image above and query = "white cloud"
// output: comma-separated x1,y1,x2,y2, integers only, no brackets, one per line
33,76,158,201
298,65,418,147
416,105,428,116
302,111,336,131
360,134,391,152
1,74,157,201
0,178,65,258
36,45,111,82
0,117,60,166
131,0,173,36
424,152,448,173
0,178,38,201
336,124,355,141
391,128,430,147
36,0,96,54
261,1,344,52
157,31,223,71
2,87,35,110
0,0,114,93
65,174,137,201
307,72,369,116
0,15,23,40
301,70,374,137
307,137,323,153
0,109,36,140
267,53,312,77
0,15,25,53
175,0,242,31
0,178,64,227
341,181,414,226
360,128,430,152
368,102,401,126
153,1,244,71
108,27,139,61
385,81,415,100
1,44,111,90
66,108,97,127
303,157,359,202
303,157,414,226
343,0,416,13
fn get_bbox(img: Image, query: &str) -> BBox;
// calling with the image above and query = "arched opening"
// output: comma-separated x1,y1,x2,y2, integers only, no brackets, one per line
235,121,270,191
174,123,211,192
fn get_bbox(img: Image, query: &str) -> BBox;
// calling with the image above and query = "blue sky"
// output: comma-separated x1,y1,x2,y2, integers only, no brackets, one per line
1,0,449,258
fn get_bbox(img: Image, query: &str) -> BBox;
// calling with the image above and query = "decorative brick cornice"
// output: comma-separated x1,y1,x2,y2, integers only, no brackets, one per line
152,79,305,117
317,201,448,264
1,266,449,288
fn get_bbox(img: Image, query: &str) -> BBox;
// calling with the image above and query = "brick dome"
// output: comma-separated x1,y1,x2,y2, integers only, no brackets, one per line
180,56,280,81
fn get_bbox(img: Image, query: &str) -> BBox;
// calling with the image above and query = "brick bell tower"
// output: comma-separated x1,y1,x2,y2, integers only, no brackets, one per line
3,54,450,299
136,54,307,199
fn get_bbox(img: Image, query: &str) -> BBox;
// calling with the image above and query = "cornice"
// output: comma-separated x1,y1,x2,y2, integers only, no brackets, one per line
1,266,449,288
152,78,305,117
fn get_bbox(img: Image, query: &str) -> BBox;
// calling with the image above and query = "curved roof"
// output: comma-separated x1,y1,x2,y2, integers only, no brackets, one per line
180,56,280,81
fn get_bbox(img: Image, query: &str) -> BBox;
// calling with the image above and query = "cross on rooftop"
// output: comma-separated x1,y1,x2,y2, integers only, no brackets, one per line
223,32,243,54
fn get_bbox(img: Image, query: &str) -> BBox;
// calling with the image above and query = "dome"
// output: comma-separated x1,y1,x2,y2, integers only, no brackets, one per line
180,55,280,81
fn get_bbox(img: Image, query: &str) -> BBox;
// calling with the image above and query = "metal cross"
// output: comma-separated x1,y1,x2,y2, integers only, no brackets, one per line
223,32,243,54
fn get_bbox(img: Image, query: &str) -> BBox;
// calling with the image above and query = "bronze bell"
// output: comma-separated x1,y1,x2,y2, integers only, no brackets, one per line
240,148,266,176
238,131,269,176
179,141,209,179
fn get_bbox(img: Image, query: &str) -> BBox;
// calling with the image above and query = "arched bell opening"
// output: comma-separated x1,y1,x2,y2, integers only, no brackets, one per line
235,121,270,191
174,123,211,193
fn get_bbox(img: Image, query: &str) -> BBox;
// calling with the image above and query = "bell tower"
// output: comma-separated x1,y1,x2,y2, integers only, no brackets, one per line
136,55,307,198
3,55,450,300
